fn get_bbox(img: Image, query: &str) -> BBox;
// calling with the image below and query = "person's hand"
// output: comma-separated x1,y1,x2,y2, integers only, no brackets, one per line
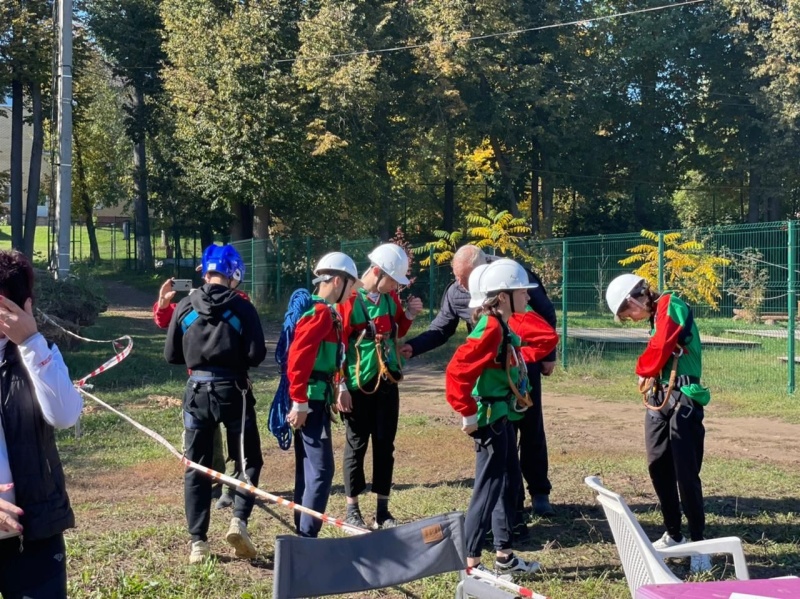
462,422,478,436
406,295,423,319
638,375,646,386
157,279,177,309
287,409,307,429
399,343,413,359
337,388,353,413
0,296,37,345
541,360,556,376
0,484,23,535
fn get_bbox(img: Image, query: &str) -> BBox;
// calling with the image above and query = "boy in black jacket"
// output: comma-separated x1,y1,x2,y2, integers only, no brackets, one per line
164,244,267,564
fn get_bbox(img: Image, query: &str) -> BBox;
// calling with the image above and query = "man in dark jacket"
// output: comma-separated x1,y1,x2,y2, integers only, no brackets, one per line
0,250,83,598
165,243,267,564
400,245,559,517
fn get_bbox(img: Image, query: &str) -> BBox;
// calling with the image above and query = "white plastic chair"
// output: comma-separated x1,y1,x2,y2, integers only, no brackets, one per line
585,476,749,597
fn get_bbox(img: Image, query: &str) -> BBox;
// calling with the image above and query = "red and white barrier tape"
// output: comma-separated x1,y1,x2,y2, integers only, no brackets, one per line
77,387,545,597
37,309,133,388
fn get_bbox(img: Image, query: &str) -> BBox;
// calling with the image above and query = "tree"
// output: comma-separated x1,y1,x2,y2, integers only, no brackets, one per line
0,0,51,255
83,0,165,269
71,35,131,263
620,230,730,310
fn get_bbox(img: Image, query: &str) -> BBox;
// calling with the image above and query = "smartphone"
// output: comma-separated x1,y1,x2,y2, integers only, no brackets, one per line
172,279,193,292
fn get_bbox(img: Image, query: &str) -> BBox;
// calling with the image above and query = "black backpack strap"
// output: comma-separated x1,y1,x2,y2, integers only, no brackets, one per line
493,314,511,367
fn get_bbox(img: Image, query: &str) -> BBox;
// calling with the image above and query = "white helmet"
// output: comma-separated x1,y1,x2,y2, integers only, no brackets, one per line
313,252,358,284
467,264,490,308
606,273,647,316
480,259,539,297
367,243,410,285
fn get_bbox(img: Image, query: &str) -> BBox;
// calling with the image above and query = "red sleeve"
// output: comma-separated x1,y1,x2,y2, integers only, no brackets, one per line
391,291,414,338
153,301,176,330
445,318,503,418
235,289,251,302
511,312,560,364
287,304,332,405
339,295,357,349
635,297,681,377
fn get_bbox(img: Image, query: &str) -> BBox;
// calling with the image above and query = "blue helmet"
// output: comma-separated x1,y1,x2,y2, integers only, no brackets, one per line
231,253,246,284
201,244,243,280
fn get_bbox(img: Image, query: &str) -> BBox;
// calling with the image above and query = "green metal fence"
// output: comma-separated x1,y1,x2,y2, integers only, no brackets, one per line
529,221,798,397
6,218,798,396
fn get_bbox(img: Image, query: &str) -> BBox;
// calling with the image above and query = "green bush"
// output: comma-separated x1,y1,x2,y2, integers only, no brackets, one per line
34,269,108,347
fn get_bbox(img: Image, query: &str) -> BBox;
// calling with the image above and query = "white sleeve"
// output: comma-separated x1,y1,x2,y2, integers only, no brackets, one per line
18,333,83,429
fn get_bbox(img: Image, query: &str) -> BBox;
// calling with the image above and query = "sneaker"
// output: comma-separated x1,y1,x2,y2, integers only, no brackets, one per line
226,517,257,559
652,531,687,550
345,506,367,529
472,562,512,583
495,553,541,576
690,554,712,573
189,540,210,564
532,494,556,518
215,492,234,510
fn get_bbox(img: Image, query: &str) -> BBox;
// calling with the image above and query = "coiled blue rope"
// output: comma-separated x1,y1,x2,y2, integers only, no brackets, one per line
268,289,314,450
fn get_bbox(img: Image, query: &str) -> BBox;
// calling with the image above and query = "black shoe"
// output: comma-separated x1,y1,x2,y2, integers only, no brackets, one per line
513,522,530,542
345,506,367,529
373,512,397,530
215,492,234,510
211,483,223,500
532,494,555,518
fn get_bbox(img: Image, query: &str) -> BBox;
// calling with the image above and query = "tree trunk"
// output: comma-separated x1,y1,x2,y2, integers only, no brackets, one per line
747,166,761,223
489,134,518,216
74,131,100,263
23,82,44,258
531,152,540,236
10,79,24,250
254,204,270,239
132,86,153,269
229,200,254,240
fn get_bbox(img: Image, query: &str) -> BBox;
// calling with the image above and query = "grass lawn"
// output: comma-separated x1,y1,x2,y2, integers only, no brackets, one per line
54,303,800,598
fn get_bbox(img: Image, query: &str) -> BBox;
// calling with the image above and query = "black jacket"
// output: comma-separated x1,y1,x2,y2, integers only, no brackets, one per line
406,269,558,362
0,343,75,542
164,284,267,371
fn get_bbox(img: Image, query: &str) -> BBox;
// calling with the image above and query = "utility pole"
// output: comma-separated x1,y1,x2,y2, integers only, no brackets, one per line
54,0,72,279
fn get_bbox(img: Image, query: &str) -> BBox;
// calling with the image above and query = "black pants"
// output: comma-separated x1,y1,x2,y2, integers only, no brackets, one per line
0,534,67,598
343,379,399,498
465,418,517,558
644,392,706,541
183,378,264,542
514,362,551,502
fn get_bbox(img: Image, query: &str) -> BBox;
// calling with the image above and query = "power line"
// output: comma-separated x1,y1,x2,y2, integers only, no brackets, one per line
274,0,707,64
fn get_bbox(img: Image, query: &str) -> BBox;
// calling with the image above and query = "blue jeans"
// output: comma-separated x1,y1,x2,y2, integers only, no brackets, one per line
293,402,335,538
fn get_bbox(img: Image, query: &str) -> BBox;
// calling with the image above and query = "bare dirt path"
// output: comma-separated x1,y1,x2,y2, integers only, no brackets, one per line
401,362,800,468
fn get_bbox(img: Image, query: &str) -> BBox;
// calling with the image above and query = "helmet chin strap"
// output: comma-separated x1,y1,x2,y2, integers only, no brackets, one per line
335,278,349,304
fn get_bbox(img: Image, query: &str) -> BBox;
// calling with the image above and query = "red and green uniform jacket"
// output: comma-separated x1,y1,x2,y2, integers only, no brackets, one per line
636,292,709,405
505,308,561,422
446,314,524,428
286,296,343,411
340,289,413,391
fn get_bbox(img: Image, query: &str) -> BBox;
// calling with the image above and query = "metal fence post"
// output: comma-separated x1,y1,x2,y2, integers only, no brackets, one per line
788,220,796,394
562,239,568,370
429,247,435,322
657,232,665,291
